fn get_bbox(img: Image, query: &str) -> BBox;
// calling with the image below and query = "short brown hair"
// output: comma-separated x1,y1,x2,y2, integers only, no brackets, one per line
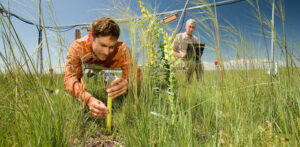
92,17,120,40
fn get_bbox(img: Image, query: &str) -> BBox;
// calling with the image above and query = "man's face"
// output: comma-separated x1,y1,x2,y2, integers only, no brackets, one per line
92,35,117,61
185,22,196,36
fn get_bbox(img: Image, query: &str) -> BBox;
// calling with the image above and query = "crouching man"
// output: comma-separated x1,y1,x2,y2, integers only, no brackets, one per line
64,17,141,119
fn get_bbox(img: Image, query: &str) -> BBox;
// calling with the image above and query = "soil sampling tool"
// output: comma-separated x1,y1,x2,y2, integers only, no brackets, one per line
104,72,116,133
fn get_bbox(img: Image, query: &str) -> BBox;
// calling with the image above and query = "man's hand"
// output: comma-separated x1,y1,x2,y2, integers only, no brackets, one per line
106,77,128,99
179,52,186,58
87,97,109,119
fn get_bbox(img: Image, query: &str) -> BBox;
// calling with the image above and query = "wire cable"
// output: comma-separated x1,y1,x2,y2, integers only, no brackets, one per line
0,7,87,32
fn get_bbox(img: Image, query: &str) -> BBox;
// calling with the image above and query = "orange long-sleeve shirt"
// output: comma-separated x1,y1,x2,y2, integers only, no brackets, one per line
64,32,141,105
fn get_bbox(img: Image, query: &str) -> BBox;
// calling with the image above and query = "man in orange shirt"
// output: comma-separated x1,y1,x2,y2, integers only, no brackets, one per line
64,17,141,119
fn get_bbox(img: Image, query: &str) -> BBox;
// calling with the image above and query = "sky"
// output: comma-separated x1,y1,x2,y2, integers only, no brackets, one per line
0,0,299,72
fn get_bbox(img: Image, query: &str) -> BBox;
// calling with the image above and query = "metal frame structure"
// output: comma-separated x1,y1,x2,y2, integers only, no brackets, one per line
2,0,248,73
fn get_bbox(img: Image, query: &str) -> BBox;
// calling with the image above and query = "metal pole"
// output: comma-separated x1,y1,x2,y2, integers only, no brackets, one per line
1,0,246,29
157,0,246,16
75,29,81,40
38,28,43,74
270,0,275,75
173,0,190,34
38,0,43,74
4,0,10,61
77,0,247,24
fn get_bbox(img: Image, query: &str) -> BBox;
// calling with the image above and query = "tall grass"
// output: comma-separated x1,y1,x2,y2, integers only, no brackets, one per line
0,2,99,146
1,0,299,146
114,0,300,146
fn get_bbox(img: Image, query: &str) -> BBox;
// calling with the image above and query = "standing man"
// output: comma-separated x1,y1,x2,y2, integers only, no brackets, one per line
172,19,203,82
64,17,141,119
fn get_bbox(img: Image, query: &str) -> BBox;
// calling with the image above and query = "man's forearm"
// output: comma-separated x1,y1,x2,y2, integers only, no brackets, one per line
64,75,93,106
73,81,94,105
173,51,184,58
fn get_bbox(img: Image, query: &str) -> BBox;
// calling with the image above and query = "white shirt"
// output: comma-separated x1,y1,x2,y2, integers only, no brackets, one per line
172,32,199,54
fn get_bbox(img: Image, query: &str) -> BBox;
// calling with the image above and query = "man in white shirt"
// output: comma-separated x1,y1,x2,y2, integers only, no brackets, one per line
172,19,203,81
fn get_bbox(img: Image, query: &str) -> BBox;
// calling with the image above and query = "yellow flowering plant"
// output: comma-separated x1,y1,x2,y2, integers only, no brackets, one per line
137,0,178,124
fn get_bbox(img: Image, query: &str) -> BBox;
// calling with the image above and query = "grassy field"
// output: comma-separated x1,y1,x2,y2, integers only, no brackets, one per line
0,68,299,146
1,0,300,146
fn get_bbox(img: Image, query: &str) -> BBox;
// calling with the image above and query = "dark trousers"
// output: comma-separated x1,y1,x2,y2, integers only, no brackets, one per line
186,60,204,82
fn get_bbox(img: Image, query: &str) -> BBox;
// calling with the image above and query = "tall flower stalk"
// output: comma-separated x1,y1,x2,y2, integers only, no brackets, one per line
137,0,177,124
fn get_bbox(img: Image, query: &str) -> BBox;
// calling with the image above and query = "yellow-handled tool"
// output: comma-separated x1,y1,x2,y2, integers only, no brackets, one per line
104,72,115,134
106,96,112,133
